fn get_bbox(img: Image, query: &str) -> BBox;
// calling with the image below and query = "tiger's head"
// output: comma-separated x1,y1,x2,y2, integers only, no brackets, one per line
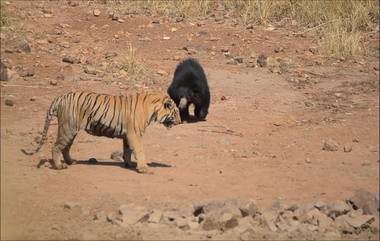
150,94,181,129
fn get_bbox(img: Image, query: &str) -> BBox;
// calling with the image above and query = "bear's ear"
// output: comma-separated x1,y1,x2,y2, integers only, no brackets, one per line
164,99,173,109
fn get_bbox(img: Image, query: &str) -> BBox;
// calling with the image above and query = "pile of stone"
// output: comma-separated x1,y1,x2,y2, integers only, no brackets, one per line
70,189,379,240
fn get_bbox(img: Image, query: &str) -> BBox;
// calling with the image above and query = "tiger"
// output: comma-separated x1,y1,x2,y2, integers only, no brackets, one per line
21,91,181,174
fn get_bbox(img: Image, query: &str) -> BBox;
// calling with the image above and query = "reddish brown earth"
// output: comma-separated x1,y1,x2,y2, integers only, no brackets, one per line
1,1,379,240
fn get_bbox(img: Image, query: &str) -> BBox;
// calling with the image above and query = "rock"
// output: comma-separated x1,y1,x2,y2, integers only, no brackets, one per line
188,220,199,229
221,47,229,53
323,230,341,239
257,54,267,67
322,139,339,151
111,13,119,21
196,199,242,218
314,201,328,213
148,210,163,223
163,36,170,40
326,201,351,218
276,213,300,232
84,66,98,75
348,189,379,215
117,18,125,23
176,217,191,230
110,151,123,162
93,9,101,16
309,47,318,54
201,212,220,231
369,145,378,152
62,56,80,64
346,214,375,228
226,59,237,65
19,68,35,77
64,201,80,209
234,57,244,63
94,211,107,222
107,212,122,225
0,62,8,81
220,213,239,231
343,145,352,152
261,210,278,232
18,39,31,53
88,158,98,164
118,204,149,225
49,79,58,86
302,208,334,232
305,158,312,164
246,24,254,30
239,200,260,217
274,47,284,53
334,215,355,233
156,70,167,76
239,228,256,240
105,52,117,59
285,204,299,212
5,99,14,106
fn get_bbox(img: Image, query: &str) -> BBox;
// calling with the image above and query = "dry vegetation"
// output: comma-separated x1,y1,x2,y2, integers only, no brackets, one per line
0,2,9,27
119,44,148,83
91,0,378,58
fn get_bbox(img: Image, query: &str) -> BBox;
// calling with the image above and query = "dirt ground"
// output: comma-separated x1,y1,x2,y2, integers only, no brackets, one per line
1,1,379,240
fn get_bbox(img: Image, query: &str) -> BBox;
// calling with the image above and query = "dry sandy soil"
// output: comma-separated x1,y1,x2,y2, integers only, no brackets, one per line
1,1,379,240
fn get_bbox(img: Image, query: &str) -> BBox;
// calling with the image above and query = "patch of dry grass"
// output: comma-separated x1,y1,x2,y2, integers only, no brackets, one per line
119,44,147,82
0,3,9,27
95,0,378,57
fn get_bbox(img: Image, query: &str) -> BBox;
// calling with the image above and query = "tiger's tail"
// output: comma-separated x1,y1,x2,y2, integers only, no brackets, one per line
21,97,60,155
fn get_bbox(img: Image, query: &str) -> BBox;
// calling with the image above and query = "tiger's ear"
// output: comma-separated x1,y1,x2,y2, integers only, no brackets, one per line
164,99,173,109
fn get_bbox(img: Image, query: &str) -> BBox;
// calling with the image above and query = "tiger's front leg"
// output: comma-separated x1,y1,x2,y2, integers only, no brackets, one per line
122,138,134,168
127,134,153,174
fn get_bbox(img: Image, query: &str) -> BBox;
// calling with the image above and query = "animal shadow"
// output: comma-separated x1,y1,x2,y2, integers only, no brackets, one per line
182,115,206,124
77,159,173,172
37,158,172,173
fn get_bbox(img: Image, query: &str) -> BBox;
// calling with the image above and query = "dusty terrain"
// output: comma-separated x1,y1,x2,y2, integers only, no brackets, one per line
1,1,379,240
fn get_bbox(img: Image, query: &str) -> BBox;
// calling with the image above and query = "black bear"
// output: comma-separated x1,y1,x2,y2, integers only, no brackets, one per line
168,58,210,122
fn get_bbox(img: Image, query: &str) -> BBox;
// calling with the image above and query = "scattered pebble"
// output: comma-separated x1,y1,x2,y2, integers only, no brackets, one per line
343,145,352,153
157,70,167,76
93,9,101,16
64,201,80,209
49,79,58,86
322,139,339,152
5,99,14,106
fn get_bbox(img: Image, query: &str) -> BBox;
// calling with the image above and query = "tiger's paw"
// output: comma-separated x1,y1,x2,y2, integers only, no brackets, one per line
53,163,68,170
137,166,154,174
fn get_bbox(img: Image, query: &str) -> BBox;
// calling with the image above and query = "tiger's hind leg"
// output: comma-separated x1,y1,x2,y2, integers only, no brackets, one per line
123,138,135,168
62,134,78,165
52,126,78,170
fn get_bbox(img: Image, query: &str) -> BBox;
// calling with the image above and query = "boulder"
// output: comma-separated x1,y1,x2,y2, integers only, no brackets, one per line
347,189,379,215
118,204,149,225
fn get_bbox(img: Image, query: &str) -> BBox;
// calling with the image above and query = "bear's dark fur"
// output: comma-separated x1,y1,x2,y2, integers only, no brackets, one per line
168,58,210,122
